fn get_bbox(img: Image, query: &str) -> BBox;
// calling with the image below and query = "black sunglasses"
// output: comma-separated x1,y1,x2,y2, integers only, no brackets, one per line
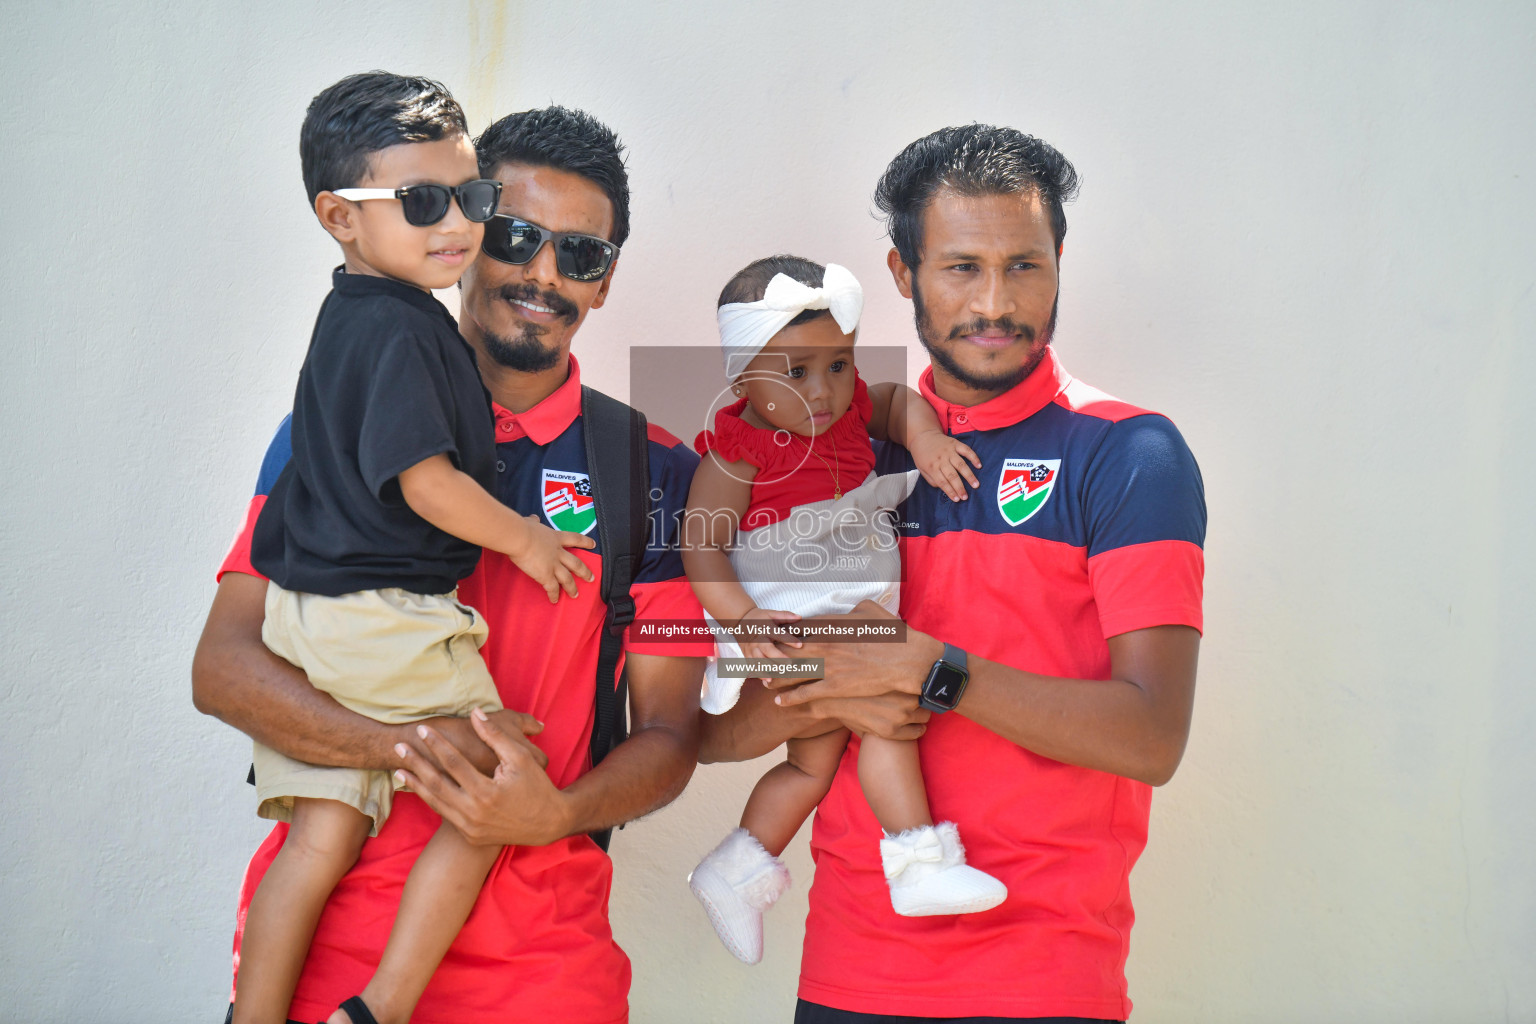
481,215,620,282
333,179,503,227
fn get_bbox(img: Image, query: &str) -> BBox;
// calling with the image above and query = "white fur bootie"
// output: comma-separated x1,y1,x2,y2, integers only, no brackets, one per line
688,828,791,964
880,822,1008,917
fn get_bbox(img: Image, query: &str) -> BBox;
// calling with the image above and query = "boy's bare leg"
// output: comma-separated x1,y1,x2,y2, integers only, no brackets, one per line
329,823,501,1024
235,798,371,1024
857,734,933,835
740,726,850,856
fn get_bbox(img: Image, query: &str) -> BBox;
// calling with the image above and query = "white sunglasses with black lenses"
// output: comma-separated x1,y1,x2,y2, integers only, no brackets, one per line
332,179,503,226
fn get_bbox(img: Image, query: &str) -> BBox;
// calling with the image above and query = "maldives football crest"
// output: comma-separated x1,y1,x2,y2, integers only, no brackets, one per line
542,469,597,535
997,459,1060,526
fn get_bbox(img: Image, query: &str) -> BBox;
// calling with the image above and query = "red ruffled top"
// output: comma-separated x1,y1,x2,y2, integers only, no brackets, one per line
695,374,876,530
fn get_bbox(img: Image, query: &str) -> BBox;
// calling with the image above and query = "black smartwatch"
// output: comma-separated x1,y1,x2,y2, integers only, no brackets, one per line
919,643,969,712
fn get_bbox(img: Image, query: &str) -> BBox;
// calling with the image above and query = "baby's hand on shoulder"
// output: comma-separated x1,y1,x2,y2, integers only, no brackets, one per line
909,429,982,502
507,515,597,603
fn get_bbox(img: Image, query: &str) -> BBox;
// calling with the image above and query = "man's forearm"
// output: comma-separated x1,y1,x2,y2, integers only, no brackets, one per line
559,721,698,835
960,658,1192,786
771,608,1199,786
698,678,818,763
553,651,705,836
936,626,1198,786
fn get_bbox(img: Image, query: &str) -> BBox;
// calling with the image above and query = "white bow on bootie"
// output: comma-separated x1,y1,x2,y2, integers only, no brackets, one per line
879,826,945,876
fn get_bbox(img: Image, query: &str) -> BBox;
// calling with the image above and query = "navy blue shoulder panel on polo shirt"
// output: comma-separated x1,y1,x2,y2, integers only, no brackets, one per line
251,267,496,597
875,400,1204,553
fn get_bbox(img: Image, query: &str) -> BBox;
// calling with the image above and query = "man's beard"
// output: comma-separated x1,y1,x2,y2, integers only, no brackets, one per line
480,284,579,372
912,279,1057,394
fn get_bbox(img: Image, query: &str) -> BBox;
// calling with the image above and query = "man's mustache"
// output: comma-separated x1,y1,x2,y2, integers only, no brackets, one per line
946,317,1035,343
496,284,579,324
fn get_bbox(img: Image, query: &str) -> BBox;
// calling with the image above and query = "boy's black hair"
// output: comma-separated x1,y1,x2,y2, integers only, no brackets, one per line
874,125,1080,268
475,107,631,248
300,71,469,204
718,255,831,327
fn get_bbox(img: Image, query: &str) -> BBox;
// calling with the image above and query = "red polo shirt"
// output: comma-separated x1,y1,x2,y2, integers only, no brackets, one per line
798,348,1206,1020
218,357,712,1024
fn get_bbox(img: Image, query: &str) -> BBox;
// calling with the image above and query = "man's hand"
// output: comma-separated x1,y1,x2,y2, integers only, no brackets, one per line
395,708,574,847
769,599,1199,785
398,708,548,776
765,600,937,704
698,603,933,764
792,690,930,741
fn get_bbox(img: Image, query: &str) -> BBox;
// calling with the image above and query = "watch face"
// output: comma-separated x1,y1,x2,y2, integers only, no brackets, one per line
924,663,967,710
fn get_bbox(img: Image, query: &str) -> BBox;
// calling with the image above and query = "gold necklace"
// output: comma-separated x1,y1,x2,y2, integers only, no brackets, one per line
797,429,842,499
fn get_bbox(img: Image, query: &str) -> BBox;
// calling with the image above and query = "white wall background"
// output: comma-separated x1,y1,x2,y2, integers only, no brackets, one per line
3,2,1533,1021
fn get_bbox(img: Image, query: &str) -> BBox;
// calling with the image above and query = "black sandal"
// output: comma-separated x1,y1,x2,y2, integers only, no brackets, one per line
333,996,379,1024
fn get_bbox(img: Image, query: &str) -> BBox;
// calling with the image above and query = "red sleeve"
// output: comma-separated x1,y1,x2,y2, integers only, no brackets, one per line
694,401,770,469
1088,539,1204,638
623,578,715,656
216,495,270,582
848,373,872,428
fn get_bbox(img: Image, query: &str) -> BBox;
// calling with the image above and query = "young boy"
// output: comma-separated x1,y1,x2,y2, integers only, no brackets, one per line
234,72,594,1024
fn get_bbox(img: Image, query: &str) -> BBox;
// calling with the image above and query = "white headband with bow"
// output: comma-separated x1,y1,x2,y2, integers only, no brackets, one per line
717,263,864,378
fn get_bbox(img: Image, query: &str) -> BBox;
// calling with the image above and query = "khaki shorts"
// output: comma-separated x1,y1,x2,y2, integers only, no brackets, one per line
254,582,503,834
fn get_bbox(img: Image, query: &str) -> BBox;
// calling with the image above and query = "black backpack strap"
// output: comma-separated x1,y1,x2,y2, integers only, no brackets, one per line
580,386,649,852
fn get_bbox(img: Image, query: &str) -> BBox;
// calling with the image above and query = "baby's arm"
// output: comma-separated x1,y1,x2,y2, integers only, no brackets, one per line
867,381,982,502
681,453,800,658
398,453,594,603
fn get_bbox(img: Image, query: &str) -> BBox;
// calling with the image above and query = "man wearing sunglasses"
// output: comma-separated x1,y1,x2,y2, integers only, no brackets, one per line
194,105,712,1024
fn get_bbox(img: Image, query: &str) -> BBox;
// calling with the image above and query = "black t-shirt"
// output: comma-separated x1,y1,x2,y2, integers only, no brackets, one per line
251,267,496,596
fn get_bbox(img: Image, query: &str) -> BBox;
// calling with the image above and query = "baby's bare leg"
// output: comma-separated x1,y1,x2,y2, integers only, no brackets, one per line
741,726,851,856
235,797,371,1024
857,734,933,835
331,824,501,1024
